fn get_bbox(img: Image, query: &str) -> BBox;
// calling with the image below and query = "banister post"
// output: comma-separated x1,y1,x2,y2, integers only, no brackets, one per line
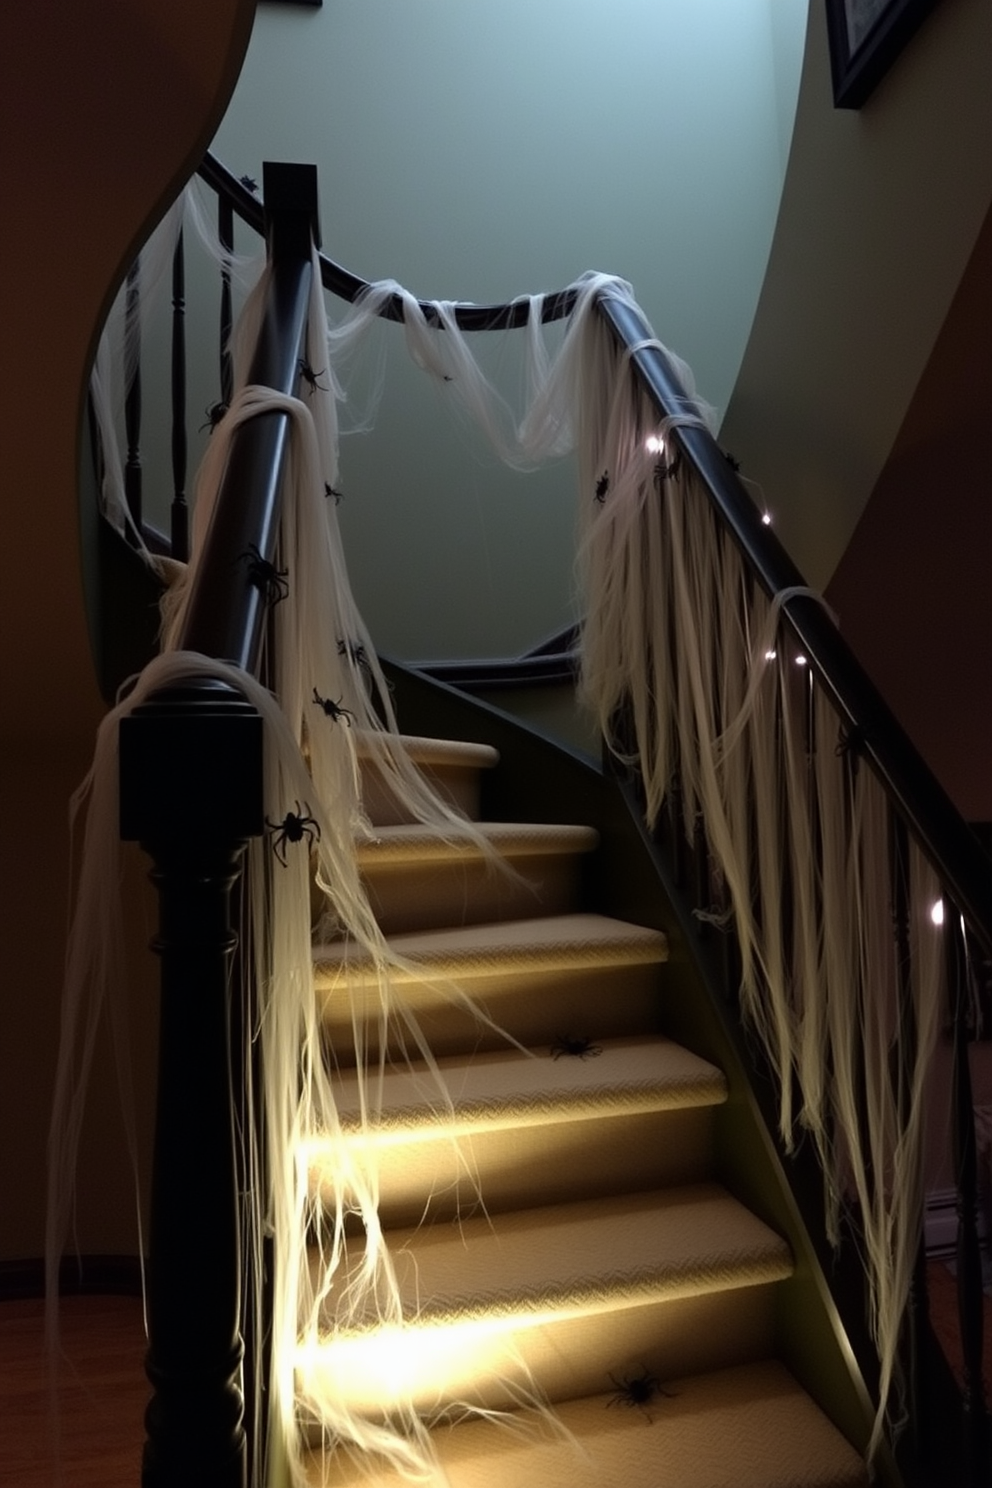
120,680,264,1488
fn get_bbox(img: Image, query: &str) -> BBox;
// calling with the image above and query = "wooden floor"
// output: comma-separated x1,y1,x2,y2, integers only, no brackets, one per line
1,1266,989,1485
0,1294,147,1488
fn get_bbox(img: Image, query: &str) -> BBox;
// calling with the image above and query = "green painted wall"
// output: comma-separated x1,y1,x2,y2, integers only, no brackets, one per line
142,0,806,660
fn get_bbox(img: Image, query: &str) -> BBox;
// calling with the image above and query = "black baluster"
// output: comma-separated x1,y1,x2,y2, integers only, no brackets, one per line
171,229,189,563
948,911,991,1484
219,198,234,410
124,258,143,539
889,812,927,1460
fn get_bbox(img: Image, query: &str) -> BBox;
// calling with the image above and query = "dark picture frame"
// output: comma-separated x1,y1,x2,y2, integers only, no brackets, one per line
825,0,941,108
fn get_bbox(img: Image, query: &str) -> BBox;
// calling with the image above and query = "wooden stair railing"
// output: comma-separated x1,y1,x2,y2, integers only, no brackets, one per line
98,150,991,1484
116,162,319,1488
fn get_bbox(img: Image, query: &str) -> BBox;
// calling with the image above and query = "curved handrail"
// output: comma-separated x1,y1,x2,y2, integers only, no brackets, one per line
595,293,992,960
199,151,578,330
197,147,992,954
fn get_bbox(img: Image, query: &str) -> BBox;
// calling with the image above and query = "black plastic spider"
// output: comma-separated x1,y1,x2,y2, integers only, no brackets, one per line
324,482,344,504
653,450,682,486
199,400,229,434
238,175,259,195
312,689,354,725
724,450,741,473
594,472,610,504
607,1365,672,1414
266,802,320,866
549,1034,603,1061
241,543,289,605
297,358,328,395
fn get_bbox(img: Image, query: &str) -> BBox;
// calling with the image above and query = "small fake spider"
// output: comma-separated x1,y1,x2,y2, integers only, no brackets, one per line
324,482,344,504
238,175,259,194
336,638,370,671
199,400,229,434
297,358,328,395
266,802,320,866
549,1034,603,1061
607,1365,672,1414
241,543,289,605
724,450,741,473
653,450,682,486
594,472,610,505
312,689,354,725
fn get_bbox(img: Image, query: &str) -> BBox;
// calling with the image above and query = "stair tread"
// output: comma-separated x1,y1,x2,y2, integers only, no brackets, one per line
324,1037,727,1136
305,1358,868,1488
354,821,599,865
355,731,499,770
317,1184,792,1332
314,912,669,985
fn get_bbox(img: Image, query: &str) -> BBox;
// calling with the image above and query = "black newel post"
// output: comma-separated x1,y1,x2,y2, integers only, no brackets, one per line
120,683,264,1488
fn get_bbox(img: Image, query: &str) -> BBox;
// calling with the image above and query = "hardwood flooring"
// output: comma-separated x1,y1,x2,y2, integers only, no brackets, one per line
1,1266,989,1484
0,1294,146,1487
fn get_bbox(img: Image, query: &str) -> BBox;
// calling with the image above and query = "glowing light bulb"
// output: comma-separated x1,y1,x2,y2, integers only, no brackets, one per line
930,899,945,927
645,435,665,454
762,512,772,526
795,654,808,667
765,650,777,661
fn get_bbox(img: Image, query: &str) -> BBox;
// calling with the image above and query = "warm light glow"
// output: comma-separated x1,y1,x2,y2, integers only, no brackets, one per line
295,1310,559,1417
645,435,665,454
764,650,777,661
930,899,945,927
761,512,772,526
795,654,808,667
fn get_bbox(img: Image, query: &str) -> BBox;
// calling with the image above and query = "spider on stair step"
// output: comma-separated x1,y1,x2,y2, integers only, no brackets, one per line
607,1365,673,1418
549,1034,603,1060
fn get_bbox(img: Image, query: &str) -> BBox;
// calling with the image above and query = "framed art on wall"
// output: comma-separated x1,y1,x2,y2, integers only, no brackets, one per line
825,0,941,107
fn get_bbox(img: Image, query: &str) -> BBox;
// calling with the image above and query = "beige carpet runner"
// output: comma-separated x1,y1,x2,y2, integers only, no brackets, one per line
302,733,869,1487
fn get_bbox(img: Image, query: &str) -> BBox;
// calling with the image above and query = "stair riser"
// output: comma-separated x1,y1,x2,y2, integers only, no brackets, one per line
362,761,484,828
315,1106,717,1229
319,961,666,1066
301,1282,778,1424
360,853,588,936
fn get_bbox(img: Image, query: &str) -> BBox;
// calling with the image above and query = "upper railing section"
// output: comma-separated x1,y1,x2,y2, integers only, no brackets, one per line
593,293,992,962
134,149,992,958
176,162,317,671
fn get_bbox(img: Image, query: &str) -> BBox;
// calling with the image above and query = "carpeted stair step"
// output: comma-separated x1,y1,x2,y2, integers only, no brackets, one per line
357,732,499,826
305,1359,869,1488
314,912,669,1061
304,1184,792,1418
311,1036,727,1225
354,822,599,934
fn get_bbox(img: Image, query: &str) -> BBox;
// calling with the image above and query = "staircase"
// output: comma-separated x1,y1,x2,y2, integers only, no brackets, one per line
298,714,870,1488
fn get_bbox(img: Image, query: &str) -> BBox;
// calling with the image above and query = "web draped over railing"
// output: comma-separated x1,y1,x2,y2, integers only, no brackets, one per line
59,154,992,1487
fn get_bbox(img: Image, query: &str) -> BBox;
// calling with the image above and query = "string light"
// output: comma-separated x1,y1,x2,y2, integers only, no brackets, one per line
930,899,945,927
645,435,665,454
761,512,772,526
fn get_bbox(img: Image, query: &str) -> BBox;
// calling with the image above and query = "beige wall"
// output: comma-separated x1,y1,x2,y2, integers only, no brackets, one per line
826,201,992,825
720,0,992,593
0,0,254,1261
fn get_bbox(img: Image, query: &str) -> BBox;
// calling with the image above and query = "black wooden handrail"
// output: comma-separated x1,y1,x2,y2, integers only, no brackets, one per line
594,292,992,962
199,151,578,331
179,163,316,670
